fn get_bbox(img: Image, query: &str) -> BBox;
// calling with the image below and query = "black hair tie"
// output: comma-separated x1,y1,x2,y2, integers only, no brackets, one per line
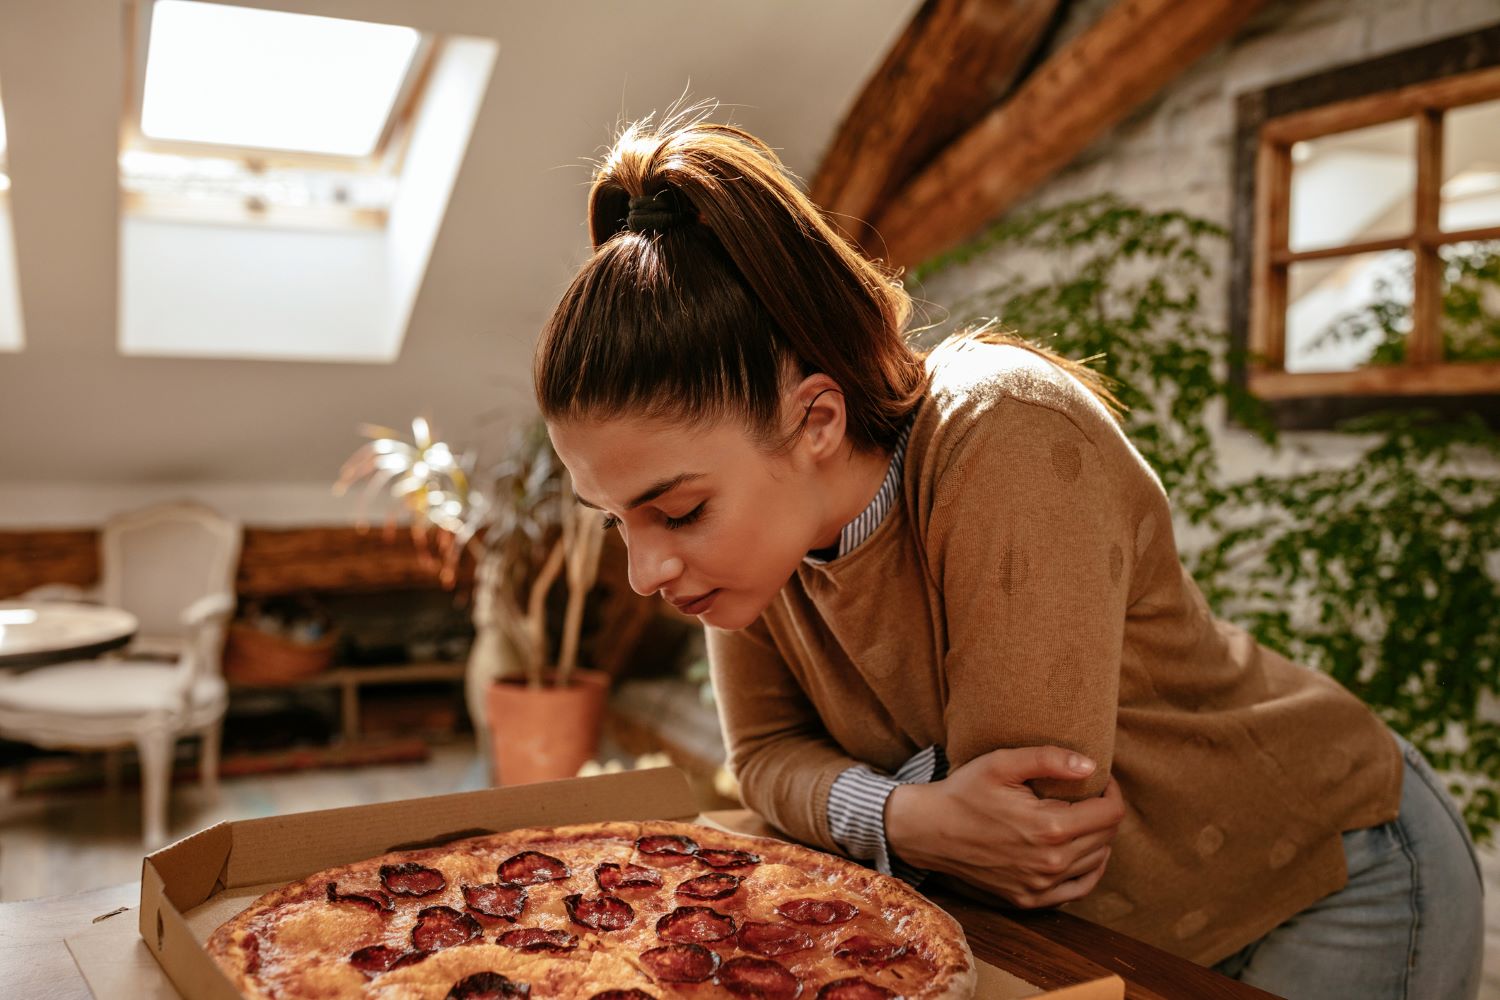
626,189,688,233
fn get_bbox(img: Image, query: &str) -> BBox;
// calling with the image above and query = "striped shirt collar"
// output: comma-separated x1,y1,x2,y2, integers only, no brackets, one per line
804,419,913,565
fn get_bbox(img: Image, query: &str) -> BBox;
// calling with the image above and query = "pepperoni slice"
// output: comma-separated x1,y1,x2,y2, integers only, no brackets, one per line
343,947,405,977
590,992,658,1000
325,881,394,913
412,905,483,951
833,935,908,967
497,927,580,953
350,944,403,975
498,851,570,886
776,898,859,925
636,834,699,856
696,848,762,869
640,942,720,983
379,862,446,897
816,978,901,1000
737,922,814,957
675,872,742,901
596,862,665,892
655,905,737,943
564,892,636,931
463,882,527,922
349,944,429,976
720,956,804,999
444,971,531,999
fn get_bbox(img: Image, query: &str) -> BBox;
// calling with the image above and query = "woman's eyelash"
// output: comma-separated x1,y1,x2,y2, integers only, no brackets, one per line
665,502,706,530
599,502,706,532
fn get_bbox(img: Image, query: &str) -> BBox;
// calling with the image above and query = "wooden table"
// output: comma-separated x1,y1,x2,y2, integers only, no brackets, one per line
0,882,137,1000
0,601,137,669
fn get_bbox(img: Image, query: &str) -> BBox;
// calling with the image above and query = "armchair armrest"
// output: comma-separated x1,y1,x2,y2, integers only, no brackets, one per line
181,592,236,628
19,582,99,603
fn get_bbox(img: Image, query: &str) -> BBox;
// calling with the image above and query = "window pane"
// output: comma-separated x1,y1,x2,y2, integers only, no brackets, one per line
1441,99,1500,234
1440,240,1500,363
1289,118,1415,253
140,1,420,157
1285,250,1413,372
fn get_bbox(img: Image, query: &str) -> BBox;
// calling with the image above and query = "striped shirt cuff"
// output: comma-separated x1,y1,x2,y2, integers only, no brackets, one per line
827,745,949,887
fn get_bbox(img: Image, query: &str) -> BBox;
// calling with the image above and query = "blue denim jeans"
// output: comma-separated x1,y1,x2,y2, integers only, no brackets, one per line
1212,735,1484,999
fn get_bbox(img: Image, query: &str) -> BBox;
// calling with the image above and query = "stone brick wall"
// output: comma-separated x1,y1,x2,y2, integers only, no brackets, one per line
915,0,1500,542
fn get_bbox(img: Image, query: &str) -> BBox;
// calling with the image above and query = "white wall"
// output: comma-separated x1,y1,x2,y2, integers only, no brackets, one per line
0,482,362,528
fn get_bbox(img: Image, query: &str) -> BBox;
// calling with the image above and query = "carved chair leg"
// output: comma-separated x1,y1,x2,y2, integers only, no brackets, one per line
136,723,173,848
199,720,222,799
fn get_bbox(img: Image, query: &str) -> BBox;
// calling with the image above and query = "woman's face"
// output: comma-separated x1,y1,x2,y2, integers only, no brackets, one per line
549,388,852,630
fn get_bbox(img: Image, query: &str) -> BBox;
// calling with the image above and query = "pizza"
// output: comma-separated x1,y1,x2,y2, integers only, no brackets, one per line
207,818,976,999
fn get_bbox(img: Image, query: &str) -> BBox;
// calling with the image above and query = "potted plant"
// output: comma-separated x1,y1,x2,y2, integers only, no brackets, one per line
335,417,610,785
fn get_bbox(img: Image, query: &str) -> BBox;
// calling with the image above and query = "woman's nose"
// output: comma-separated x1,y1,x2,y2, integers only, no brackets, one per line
627,540,684,597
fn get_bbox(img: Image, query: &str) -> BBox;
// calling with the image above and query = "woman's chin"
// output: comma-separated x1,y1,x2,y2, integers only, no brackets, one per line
696,593,763,631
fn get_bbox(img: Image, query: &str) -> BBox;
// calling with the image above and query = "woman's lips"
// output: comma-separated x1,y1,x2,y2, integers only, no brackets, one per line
669,589,720,615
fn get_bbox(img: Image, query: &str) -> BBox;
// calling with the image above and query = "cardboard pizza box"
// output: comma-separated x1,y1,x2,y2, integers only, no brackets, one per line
66,766,1123,999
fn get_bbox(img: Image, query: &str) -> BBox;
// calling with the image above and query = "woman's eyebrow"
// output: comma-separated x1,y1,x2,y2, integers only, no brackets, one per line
574,472,706,512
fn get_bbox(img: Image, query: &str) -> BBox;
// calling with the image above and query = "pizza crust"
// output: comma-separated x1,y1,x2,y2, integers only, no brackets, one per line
208,818,975,999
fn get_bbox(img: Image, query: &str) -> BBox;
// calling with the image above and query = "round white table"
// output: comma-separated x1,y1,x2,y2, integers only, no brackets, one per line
0,601,138,670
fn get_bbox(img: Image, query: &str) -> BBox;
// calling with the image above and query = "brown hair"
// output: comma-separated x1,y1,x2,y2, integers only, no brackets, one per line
534,109,1122,451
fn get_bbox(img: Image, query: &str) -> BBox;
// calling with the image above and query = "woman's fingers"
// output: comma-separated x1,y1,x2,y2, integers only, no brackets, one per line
1057,844,1112,883
1044,776,1126,841
1049,827,1117,865
1029,793,1124,847
977,745,1098,786
1024,848,1112,909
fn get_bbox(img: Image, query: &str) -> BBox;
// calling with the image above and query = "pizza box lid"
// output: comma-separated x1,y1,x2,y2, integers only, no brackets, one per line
66,766,1123,1000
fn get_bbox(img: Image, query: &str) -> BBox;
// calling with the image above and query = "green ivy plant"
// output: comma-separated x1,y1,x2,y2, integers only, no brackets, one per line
915,195,1500,841
1304,240,1500,365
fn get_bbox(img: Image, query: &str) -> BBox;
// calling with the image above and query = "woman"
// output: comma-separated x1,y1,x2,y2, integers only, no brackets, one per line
533,111,1484,999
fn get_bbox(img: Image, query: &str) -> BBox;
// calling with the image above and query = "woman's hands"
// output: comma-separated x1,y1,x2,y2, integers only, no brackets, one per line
883,746,1125,909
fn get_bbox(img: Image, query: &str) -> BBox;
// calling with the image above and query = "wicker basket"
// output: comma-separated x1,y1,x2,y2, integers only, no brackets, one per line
221,622,338,686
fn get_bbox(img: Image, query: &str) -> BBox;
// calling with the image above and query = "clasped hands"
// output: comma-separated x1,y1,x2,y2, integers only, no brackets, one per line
883,746,1125,909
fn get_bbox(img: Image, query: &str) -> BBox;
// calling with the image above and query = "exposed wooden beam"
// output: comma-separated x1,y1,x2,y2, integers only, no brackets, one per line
872,0,1271,269
810,0,1060,250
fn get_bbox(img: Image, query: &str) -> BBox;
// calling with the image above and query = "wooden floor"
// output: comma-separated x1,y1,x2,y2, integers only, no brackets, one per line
0,746,1496,997
0,744,484,902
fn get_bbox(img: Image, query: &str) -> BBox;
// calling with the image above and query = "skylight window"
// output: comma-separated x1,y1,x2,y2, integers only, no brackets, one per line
140,1,421,157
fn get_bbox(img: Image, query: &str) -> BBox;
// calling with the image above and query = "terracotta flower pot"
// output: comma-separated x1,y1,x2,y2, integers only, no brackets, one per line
486,669,610,786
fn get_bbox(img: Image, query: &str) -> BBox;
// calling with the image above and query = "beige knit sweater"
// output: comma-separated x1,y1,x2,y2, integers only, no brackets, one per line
706,340,1402,966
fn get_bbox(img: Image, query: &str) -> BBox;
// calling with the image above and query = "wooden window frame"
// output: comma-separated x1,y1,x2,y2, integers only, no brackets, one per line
119,0,439,227
1231,22,1500,430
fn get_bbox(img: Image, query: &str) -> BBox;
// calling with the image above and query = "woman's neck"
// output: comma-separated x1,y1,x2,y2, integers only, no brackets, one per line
808,441,896,553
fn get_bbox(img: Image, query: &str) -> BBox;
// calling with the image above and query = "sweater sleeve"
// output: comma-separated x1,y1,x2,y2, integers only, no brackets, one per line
706,618,862,852
926,394,1137,801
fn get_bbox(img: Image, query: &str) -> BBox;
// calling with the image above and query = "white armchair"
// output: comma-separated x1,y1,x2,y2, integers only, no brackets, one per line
0,502,242,846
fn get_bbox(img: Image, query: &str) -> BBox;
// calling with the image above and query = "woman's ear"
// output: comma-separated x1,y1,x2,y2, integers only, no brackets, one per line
790,373,848,462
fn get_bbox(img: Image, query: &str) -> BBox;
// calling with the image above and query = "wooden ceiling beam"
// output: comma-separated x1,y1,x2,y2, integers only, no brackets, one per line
871,0,1271,269
811,0,1061,251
